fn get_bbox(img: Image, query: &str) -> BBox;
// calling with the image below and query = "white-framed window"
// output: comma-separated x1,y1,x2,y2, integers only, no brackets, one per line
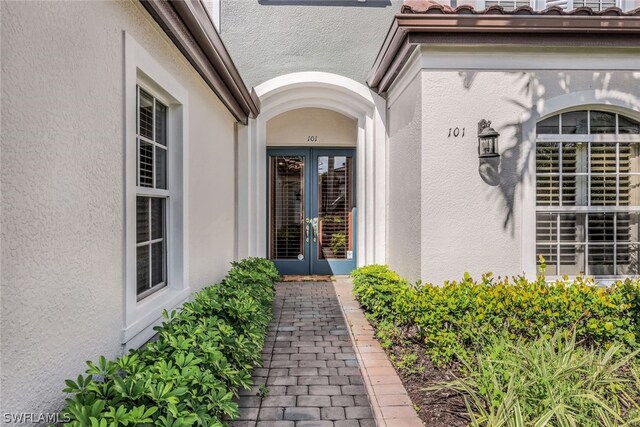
571,0,617,8
124,33,189,349
484,0,533,8
477,0,627,9
136,87,168,300
535,109,640,277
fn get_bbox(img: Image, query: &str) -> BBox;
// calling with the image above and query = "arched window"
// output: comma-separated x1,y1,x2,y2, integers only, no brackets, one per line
536,109,640,277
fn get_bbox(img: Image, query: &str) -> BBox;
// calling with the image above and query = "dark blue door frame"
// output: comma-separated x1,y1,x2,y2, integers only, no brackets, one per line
267,148,357,276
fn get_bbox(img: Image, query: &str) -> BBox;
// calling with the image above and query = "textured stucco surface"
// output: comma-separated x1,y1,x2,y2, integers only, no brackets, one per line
1,0,236,418
220,0,403,88
267,108,357,146
396,65,640,284
386,77,423,282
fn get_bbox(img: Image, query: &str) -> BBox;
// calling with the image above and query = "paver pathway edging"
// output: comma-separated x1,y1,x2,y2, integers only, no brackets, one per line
333,277,424,427
231,281,376,427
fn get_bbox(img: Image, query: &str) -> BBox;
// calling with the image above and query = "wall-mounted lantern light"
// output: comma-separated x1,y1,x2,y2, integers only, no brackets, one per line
478,119,500,158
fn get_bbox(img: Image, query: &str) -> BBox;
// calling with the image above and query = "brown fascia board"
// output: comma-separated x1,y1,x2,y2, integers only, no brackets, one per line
140,0,259,125
368,14,640,95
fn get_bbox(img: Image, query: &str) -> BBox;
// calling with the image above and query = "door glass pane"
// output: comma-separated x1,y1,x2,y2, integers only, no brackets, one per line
317,156,353,260
270,156,305,260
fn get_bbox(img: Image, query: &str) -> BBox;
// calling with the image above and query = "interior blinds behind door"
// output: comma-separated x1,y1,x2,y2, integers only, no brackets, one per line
270,156,305,260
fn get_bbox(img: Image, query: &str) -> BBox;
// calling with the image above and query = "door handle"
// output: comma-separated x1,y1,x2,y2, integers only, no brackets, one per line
312,217,319,242
305,218,310,242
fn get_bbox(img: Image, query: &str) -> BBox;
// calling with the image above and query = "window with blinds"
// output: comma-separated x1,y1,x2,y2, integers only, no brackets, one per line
485,0,531,8
487,0,623,10
136,87,168,300
536,110,640,277
572,0,617,9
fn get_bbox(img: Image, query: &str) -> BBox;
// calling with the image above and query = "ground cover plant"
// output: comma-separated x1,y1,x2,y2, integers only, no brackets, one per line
352,264,640,427
56,257,279,427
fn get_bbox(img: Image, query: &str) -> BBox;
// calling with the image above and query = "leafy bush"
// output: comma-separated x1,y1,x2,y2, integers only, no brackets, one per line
58,257,279,427
352,265,640,365
433,331,640,426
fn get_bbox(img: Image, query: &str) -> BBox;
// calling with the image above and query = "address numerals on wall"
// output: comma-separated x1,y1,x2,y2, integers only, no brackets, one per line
307,136,318,142
448,127,466,138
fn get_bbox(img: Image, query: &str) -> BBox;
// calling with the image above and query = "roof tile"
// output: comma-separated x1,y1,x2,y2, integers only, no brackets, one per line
401,0,640,15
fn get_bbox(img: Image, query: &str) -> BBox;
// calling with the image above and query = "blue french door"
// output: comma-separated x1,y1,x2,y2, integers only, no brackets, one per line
267,148,356,275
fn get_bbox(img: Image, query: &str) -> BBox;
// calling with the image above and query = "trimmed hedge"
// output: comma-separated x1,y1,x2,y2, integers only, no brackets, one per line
352,265,640,365
58,257,279,427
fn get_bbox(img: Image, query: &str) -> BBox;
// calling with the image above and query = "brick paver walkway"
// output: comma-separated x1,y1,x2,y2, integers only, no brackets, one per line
231,282,375,427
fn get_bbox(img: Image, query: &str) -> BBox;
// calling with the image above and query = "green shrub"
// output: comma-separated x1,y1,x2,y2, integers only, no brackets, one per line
58,257,279,427
432,331,640,426
352,265,640,365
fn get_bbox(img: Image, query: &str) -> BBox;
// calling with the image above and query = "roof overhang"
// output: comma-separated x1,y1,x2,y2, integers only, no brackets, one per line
368,13,640,96
140,0,259,124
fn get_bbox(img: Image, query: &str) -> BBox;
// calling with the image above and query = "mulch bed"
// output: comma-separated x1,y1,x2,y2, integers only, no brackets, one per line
383,337,470,426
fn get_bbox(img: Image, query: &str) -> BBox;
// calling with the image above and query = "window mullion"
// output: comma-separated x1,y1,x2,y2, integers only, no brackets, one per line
614,213,617,273
152,97,156,190
148,198,152,291
585,212,589,275
616,142,620,207
587,142,591,206
556,213,561,274
136,86,140,137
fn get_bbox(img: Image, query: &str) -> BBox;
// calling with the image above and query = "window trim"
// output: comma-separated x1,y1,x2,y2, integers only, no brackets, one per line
124,33,189,349
530,105,640,281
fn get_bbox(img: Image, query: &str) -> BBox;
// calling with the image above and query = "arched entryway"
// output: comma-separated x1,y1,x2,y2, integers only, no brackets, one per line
236,72,386,273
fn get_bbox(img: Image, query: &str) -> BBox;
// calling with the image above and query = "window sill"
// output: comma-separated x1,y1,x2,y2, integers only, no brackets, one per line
122,286,191,349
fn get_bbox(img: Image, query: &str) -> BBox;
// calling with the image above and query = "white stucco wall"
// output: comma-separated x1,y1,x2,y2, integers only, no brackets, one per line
386,46,640,284
1,0,236,419
419,70,527,283
220,0,403,87
266,108,357,147
387,76,423,282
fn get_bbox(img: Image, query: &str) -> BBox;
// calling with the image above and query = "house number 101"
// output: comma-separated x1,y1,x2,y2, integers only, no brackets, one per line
448,127,465,138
